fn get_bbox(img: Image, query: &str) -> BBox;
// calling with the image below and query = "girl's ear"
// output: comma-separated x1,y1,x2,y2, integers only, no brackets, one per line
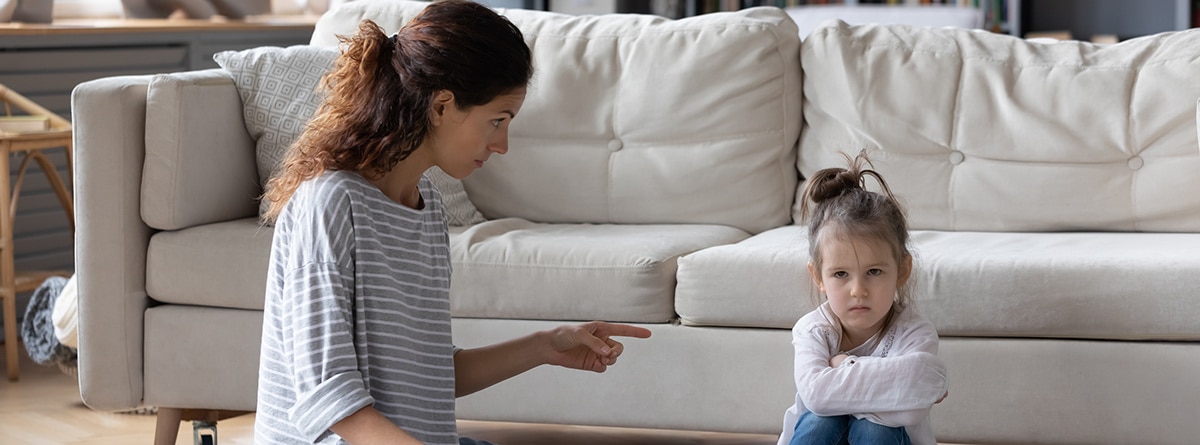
807,261,824,293
429,90,455,126
897,254,913,288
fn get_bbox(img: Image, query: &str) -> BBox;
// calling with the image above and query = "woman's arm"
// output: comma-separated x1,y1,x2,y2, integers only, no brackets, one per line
454,321,652,397
329,406,425,445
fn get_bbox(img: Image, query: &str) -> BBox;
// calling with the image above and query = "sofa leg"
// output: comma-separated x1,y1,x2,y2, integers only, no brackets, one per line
154,408,183,445
193,420,217,445
153,408,252,445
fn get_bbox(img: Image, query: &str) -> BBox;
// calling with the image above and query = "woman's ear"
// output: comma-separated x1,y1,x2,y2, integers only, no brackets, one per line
429,90,455,126
897,254,913,288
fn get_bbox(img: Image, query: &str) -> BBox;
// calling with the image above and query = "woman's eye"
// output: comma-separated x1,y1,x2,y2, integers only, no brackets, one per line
491,119,503,128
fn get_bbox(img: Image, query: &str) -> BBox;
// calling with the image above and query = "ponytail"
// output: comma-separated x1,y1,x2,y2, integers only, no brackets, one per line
261,0,532,224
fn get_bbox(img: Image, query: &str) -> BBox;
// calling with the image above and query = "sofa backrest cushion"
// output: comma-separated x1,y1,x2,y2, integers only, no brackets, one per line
142,69,260,230
313,0,802,234
799,20,1200,232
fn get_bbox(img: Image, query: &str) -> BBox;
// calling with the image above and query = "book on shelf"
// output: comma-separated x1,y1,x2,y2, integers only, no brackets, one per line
0,115,51,134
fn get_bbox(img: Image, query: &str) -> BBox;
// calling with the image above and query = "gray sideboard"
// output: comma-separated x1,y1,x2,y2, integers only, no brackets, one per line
0,18,313,313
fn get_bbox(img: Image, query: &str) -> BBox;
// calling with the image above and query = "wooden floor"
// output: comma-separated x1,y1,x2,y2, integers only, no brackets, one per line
0,345,781,445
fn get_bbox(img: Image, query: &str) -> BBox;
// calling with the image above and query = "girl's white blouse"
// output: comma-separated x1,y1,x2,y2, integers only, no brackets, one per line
776,302,948,445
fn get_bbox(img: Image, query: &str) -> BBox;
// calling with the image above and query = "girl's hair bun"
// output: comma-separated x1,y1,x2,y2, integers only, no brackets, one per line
799,149,897,223
808,168,861,204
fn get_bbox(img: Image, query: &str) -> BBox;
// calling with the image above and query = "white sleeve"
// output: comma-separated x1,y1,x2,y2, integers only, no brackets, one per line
793,314,947,426
854,315,946,427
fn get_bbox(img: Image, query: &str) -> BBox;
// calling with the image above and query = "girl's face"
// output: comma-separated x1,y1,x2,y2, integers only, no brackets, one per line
808,232,911,348
428,88,527,179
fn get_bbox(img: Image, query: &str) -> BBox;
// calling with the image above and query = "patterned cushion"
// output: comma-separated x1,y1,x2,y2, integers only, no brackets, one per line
425,167,485,226
213,45,486,225
214,45,336,218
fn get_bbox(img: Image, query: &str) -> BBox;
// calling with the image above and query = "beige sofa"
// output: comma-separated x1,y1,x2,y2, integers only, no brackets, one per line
73,1,1200,444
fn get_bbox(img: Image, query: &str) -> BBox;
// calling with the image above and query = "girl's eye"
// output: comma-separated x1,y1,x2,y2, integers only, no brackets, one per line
868,269,883,276
832,271,848,278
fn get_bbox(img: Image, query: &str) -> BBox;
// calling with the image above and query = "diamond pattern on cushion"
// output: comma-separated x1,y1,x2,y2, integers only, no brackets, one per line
426,167,486,226
214,45,336,213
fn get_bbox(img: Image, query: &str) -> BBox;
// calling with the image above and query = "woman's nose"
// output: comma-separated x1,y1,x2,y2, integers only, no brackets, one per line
489,129,510,155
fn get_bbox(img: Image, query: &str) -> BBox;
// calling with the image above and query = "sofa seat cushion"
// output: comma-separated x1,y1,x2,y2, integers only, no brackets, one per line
678,226,1200,340
676,226,813,329
146,217,272,310
449,218,749,323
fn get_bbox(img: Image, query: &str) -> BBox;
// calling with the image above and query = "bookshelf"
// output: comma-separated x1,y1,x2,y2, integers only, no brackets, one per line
549,0,1194,41
1019,0,1190,41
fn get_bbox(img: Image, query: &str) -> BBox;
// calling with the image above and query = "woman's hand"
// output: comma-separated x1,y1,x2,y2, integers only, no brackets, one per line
544,321,652,373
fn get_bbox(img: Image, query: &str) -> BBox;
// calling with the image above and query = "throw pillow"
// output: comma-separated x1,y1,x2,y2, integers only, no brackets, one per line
425,166,486,226
213,45,488,226
214,45,336,219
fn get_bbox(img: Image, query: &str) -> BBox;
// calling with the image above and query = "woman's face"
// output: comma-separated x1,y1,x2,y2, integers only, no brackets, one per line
428,88,527,179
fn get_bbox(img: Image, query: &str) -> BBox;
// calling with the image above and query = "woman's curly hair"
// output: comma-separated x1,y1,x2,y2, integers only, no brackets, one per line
262,0,532,222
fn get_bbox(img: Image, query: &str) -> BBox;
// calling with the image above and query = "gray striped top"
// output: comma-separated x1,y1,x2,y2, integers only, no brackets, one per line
254,170,457,444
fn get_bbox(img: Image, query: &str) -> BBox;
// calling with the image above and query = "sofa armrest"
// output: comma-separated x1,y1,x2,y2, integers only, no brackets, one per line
72,75,155,411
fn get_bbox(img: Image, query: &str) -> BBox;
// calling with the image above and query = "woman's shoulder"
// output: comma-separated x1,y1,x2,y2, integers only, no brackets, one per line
301,170,369,194
280,171,362,223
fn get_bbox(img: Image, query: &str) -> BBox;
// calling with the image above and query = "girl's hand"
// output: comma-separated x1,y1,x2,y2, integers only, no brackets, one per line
830,353,850,368
544,321,652,373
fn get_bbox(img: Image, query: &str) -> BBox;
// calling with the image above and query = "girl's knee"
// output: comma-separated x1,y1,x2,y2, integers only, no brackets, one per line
847,418,910,445
792,412,850,445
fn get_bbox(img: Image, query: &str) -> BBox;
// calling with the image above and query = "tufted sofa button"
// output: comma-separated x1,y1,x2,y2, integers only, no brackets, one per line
949,150,965,165
608,139,623,152
1127,156,1144,170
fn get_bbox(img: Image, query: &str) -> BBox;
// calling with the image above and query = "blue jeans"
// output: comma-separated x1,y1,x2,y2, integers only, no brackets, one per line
459,438,498,445
789,411,910,445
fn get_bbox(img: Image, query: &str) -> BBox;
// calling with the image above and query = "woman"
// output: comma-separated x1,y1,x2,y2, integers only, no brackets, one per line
254,2,651,444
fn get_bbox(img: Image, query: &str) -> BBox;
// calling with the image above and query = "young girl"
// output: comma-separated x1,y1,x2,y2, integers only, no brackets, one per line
254,2,651,444
777,152,948,445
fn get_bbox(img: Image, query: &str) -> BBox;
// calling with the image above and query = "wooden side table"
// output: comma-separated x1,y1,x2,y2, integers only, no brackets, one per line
0,84,74,381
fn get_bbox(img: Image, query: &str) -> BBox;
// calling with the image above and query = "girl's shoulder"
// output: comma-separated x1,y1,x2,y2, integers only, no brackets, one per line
794,302,836,328
792,303,841,343
893,306,937,334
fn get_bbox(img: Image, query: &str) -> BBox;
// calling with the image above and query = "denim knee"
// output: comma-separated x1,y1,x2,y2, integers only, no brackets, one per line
847,418,910,445
790,411,850,445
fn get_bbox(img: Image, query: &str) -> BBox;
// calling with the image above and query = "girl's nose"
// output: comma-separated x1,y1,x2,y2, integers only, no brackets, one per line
851,280,868,298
